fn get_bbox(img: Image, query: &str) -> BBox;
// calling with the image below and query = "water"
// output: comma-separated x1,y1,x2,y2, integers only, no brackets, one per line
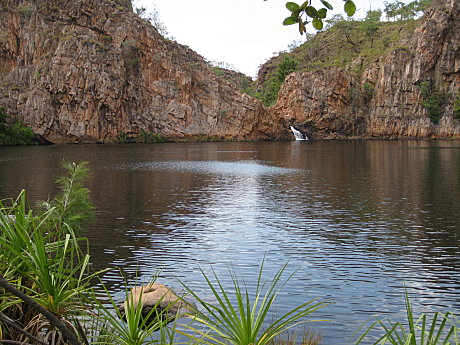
0,141,459,344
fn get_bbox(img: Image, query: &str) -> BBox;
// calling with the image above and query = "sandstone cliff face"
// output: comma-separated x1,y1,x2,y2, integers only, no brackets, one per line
0,0,285,143
273,0,460,139
1,0,459,143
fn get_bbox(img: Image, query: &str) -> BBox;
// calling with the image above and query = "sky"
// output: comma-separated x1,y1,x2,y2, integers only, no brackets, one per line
133,0,410,78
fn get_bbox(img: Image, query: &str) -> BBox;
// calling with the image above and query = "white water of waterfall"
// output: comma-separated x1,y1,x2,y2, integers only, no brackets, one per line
290,126,308,140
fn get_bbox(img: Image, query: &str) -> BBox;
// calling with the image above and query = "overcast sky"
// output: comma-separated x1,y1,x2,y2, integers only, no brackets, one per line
133,0,412,78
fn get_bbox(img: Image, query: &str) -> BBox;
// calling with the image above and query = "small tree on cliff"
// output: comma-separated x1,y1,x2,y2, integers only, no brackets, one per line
360,10,382,48
133,2,172,39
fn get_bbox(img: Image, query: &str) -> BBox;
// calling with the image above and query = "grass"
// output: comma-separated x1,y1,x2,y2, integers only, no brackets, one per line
87,281,174,345
0,162,96,344
355,288,459,345
177,260,329,345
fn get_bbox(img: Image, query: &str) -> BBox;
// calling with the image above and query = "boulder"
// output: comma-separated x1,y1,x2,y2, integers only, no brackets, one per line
119,283,194,327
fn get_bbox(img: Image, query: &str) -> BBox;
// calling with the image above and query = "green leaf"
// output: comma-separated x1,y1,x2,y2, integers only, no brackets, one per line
317,8,327,18
286,2,300,12
283,16,298,25
344,0,356,16
305,6,318,18
312,17,323,30
299,1,309,11
320,0,333,10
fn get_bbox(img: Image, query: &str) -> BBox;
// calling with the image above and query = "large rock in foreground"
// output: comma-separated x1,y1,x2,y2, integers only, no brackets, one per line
119,283,194,327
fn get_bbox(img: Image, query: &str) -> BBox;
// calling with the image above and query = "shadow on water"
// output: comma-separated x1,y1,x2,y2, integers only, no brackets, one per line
0,140,459,343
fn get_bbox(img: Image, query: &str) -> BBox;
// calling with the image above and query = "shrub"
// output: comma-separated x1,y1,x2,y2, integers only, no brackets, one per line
453,90,460,120
258,56,298,107
0,106,35,145
363,82,374,102
117,131,128,143
419,81,447,124
0,162,96,344
137,130,165,143
127,57,140,68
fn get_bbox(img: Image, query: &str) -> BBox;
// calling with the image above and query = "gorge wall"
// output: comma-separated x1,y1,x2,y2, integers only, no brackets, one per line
0,0,459,143
273,0,460,139
0,0,286,143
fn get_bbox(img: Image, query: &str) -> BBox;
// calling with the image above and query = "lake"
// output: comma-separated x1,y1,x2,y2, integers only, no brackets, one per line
0,140,459,344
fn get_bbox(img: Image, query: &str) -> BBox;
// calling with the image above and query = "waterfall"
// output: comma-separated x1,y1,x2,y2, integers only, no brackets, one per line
289,126,308,141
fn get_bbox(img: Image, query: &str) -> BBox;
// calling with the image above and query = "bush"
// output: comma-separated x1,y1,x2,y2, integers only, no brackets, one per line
137,130,165,143
419,81,447,124
453,90,460,120
258,57,298,107
0,106,35,145
0,162,96,344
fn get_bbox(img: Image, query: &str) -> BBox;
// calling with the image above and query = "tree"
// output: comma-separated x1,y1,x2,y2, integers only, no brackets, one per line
325,13,345,29
360,9,382,47
384,0,404,20
133,3,171,39
277,0,357,34
384,0,431,21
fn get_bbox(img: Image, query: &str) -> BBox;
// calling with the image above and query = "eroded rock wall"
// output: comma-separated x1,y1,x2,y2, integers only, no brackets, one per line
0,0,284,143
273,0,460,139
1,0,459,143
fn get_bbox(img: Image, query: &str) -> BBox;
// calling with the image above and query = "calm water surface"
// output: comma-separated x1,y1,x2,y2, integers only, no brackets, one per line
0,141,459,344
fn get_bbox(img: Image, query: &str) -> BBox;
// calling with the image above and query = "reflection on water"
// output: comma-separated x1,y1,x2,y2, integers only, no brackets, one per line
1,141,459,344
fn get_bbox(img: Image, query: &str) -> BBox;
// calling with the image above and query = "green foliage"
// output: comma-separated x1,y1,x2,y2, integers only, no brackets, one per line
212,66,225,77
117,131,128,143
18,5,34,15
121,40,137,48
127,57,140,68
355,288,459,344
283,0,356,34
419,81,447,124
384,0,431,21
177,260,329,345
0,106,35,146
39,161,95,234
453,91,460,120
87,279,179,345
258,13,420,101
360,10,382,47
363,82,374,102
258,56,299,107
194,134,220,142
349,86,361,111
218,109,229,117
137,130,165,143
0,162,96,343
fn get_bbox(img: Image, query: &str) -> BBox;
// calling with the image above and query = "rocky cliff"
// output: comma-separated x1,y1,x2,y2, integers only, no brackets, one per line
273,0,460,139
0,0,459,143
0,0,286,143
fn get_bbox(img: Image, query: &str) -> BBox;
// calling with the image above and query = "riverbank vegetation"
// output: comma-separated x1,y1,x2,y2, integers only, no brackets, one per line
0,162,458,344
0,106,35,145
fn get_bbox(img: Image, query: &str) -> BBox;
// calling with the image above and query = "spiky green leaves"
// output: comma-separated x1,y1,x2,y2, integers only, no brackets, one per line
283,0,356,34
